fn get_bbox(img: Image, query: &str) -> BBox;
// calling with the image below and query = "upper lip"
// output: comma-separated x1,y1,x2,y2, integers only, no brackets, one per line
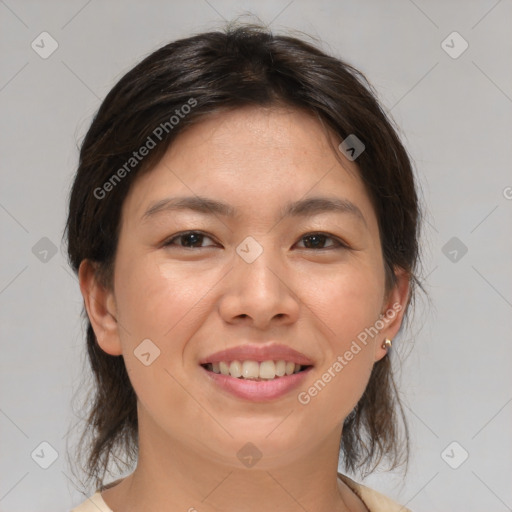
199,344,314,366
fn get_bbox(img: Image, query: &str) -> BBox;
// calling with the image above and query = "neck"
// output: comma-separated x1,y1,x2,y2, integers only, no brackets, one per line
101,409,366,512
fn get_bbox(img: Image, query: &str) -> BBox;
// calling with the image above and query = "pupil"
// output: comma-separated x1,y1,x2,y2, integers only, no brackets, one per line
304,234,325,248
183,233,202,247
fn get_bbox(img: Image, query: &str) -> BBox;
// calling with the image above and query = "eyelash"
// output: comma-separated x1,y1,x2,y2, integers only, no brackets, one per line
162,230,349,250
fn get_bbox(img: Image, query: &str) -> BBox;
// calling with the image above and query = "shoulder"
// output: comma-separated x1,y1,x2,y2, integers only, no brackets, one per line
71,475,409,512
338,473,412,512
70,491,113,512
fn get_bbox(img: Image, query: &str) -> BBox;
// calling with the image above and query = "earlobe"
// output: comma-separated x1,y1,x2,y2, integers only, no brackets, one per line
374,267,411,362
78,260,123,356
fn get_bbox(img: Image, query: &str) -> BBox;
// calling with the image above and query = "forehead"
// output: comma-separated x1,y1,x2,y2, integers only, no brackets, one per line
121,106,376,230
171,106,352,166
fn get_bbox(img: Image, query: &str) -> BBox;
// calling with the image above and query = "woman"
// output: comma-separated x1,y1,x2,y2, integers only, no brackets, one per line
67,21,422,512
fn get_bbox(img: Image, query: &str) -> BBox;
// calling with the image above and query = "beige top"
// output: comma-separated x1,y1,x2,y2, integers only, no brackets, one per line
70,473,411,512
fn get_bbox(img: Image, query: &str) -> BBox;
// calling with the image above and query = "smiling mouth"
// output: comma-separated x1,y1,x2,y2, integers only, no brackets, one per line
201,361,313,381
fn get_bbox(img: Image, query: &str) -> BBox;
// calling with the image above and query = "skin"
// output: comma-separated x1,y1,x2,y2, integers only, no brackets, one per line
80,106,410,512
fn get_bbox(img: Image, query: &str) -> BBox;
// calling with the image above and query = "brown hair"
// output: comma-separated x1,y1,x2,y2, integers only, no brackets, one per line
65,21,424,491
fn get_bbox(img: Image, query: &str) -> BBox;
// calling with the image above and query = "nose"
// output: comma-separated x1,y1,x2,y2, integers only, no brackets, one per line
218,244,301,330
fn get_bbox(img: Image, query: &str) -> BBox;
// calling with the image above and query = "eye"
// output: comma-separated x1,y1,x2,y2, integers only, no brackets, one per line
162,231,348,250
162,231,218,249
295,232,348,250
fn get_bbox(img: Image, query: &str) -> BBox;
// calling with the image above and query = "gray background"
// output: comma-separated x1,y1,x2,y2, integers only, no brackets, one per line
1,1,511,510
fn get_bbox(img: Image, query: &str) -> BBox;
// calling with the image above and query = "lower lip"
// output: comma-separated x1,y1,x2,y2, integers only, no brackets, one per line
201,366,313,402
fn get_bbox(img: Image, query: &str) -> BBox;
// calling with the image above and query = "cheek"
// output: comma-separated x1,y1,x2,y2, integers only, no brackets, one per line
112,255,215,425
294,261,383,416
114,254,211,344
300,257,384,341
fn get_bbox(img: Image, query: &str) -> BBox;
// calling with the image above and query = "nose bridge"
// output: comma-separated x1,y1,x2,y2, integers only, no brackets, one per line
235,235,285,298
219,235,299,326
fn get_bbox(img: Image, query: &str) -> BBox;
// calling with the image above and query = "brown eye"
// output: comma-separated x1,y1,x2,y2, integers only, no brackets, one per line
164,231,217,248
296,233,347,250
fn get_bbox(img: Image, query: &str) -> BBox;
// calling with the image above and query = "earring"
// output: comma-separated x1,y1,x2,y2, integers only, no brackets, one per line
382,338,392,350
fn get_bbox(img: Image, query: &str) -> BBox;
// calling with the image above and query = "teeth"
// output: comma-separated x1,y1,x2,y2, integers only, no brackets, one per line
230,361,243,378
242,360,260,379
275,360,286,377
258,360,275,379
206,360,306,380
286,361,297,375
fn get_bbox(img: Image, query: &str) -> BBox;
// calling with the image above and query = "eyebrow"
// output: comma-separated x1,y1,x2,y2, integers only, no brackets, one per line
142,195,367,226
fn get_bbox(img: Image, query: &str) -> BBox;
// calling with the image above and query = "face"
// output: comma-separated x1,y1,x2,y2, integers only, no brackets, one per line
81,106,409,469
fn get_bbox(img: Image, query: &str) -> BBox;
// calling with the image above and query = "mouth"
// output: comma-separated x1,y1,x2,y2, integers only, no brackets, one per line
198,344,315,400
200,360,314,381
200,361,314,402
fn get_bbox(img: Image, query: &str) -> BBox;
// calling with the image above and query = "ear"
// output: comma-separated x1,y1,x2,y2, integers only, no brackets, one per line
374,267,411,362
78,260,122,356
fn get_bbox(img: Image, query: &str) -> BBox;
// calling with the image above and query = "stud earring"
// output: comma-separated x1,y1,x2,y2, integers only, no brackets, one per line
382,338,392,350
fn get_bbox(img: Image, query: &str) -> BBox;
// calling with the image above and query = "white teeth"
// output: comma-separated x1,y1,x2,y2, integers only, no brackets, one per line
229,361,242,378
259,360,276,379
219,361,229,376
205,359,307,380
275,360,286,377
242,360,260,379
